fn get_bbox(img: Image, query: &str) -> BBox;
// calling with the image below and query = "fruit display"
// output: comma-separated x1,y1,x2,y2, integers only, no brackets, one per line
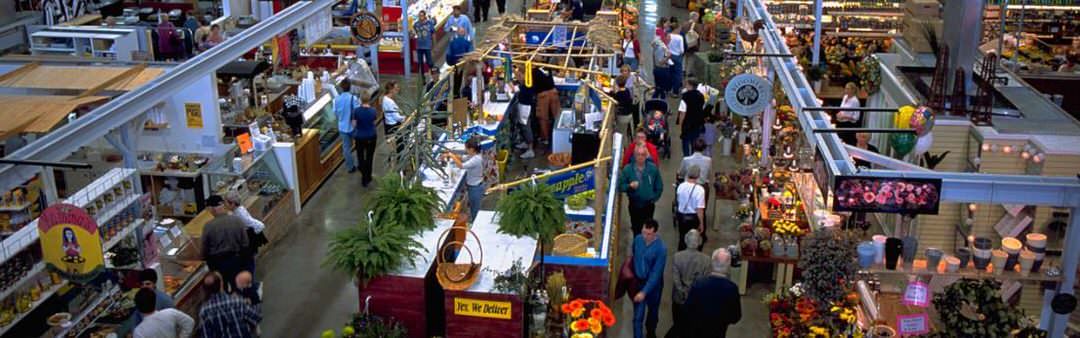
566,195,588,210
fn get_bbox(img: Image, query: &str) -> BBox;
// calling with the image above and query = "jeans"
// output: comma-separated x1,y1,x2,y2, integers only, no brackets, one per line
355,137,377,184
341,135,356,170
652,67,670,98
416,48,433,73
628,201,655,236
633,294,661,338
495,0,506,13
516,104,534,146
670,56,684,94
467,183,486,221
681,127,703,156
622,56,639,71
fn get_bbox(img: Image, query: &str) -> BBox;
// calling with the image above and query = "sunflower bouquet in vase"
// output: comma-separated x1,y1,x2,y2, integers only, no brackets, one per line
561,299,616,338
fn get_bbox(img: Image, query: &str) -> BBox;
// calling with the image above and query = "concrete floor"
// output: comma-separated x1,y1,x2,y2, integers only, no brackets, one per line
255,1,774,336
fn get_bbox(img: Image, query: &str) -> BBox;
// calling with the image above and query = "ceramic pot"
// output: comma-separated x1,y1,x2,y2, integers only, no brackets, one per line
785,238,799,258
1019,250,1036,277
858,241,876,269
885,237,903,270
871,324,897,337
1002,237,1023,271
901,236,919,268
1026,233,1048,250
973,244,992,270
992,249,1009,275
945,256,961,272
973,236,993,250
925,248,944,273
955,247,972,269
872,235,887,265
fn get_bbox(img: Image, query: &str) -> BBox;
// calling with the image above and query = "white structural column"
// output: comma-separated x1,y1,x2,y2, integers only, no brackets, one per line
1048,207,1080,337
943,0,985,92
811,0,822,66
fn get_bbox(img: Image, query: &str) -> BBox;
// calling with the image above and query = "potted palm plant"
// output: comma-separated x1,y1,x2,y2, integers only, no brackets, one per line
495,182,566,286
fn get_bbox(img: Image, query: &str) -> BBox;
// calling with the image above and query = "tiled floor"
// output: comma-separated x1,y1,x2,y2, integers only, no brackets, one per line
256,1,773,336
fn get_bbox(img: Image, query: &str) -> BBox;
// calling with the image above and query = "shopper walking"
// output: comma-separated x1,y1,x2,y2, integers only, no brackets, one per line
351,92,379,187
631,219,667,338
157,15,181,61
382,81,406,156
335,81,359,173
225,191,267,276
613,76,636,136
675,166,706,251
667,25,686,97
619,147,664,236
514,68,537,159
679,138,712,194
622,129,660,167
446,6,473,40
197,272,262,338
133,288,194,338
201,195,249,292
651,38,672,98
443,137,486,221
494,0,506,15
446,28,473,66
685,248,742,338
622,31,640,71
667,229,710,338
413,11,436,73
836,82,862,145
530,65,559,149
474,0,490,22
677,79,706,156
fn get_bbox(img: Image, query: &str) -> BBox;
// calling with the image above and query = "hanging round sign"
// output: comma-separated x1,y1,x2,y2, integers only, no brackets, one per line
350,12,382,44
724,74,772,116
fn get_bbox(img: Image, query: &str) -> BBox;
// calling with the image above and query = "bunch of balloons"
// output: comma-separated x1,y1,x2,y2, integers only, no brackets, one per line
890,105,917,157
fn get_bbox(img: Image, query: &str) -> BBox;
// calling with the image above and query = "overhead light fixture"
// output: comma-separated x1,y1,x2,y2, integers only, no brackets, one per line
982,143,991,151
1002,145,1013,153
1021,151,1031,160
968,203,978,212
1033,153,1045,163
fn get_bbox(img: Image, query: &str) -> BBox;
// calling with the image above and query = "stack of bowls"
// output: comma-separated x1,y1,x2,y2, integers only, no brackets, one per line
1002,237,1023,271
1026,233,1048,273
973,237,993,271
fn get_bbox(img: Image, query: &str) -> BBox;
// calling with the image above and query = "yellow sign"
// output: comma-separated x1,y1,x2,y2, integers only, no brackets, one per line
38,203,105,283
453,298,512,320
185,103,204,128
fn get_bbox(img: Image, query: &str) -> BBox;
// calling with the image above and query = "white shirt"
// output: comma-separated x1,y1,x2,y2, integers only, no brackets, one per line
382,96,404,125
622,39,636,58
134,309,195,338
676,181,706,214
462,154,484,186
668,33,685,57
838,94,861,122
680,153,712,183
233,206,265,233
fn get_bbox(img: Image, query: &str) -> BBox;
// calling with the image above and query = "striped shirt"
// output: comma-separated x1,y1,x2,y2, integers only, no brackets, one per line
198,293,261,338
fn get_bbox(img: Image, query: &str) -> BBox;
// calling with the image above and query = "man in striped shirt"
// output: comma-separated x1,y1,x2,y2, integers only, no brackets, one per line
198,272,261,338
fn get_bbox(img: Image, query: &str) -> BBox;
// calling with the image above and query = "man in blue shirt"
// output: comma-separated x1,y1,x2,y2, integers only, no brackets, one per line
632,219,666,338
446,28,473,66
334,81,359,173
413,10,437,73
446,6,473,41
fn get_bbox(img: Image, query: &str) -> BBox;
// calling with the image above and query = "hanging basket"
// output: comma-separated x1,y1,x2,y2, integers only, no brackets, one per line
435,226,484,291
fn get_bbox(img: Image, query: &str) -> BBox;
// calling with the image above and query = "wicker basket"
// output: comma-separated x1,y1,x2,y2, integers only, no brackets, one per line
552,233,589,256
435,226,484,291
548,152,572,168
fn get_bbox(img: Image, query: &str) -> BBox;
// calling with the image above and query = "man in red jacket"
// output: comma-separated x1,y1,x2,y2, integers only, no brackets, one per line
623,129,660,167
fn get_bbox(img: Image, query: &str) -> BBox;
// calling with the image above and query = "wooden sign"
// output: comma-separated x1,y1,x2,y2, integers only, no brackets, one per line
453,297,512,320
897,313,931,336
185,103,203,128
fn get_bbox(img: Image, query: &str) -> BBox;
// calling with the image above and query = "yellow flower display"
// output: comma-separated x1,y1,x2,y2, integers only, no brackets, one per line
773,219,802,236
571,333,594,338
808,326,829,337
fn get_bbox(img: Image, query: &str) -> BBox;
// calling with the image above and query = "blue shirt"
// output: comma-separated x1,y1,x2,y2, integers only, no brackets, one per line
446,14,473,40
447,36,473,66
414,19,436,50
351,105,377,140
632,234,667,299
334,92,359,133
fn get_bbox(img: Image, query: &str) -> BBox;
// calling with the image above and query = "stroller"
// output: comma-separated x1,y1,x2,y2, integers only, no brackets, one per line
642,88,672,159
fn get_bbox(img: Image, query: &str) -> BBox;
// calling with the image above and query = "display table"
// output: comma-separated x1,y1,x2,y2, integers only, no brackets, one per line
443,211,536,338
358,219,455,338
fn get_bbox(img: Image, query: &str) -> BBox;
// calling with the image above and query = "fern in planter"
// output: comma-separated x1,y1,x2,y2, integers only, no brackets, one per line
369,174,441,233
797,228,859,310
323,220,425,286
495,182,566,286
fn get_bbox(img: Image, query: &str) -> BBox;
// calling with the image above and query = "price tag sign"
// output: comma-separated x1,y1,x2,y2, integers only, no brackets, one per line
897,313,931,335
902,280,930,308
169,226,183,238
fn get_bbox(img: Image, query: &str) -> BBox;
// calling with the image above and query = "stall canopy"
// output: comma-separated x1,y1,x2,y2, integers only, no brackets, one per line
216,60,271,79
0,95,109,138
0,64,164,92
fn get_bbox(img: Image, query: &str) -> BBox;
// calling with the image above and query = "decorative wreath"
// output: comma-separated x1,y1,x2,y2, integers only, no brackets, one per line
930,279,1024,337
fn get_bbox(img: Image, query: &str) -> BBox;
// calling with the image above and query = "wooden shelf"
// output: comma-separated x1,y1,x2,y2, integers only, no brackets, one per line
866,259,1062,282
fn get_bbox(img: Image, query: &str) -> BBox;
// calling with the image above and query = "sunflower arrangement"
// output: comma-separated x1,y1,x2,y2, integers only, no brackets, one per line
773,219,803,237
561,299,616,337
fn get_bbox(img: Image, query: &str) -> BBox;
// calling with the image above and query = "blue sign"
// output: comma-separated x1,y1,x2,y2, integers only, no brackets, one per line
545,166,595,200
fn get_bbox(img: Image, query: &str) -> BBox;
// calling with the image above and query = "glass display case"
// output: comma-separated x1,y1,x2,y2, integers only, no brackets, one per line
152,218,204,300
203,148,291,217
302,93,342,157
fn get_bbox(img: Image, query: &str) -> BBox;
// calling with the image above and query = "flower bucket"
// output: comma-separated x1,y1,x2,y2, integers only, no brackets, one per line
858,241,876,269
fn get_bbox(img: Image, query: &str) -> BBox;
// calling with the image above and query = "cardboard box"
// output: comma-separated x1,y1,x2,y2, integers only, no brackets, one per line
905,0,940,18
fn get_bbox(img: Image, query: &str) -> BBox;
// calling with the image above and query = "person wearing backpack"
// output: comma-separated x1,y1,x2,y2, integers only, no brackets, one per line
351,92,379,187
334,81,360,173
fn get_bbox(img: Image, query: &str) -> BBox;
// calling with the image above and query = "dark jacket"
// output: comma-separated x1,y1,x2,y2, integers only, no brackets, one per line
685,275,742,338
680,89,706,135
201,215,249,259
618,160,663,205
351,105,377,140
447,36,473,65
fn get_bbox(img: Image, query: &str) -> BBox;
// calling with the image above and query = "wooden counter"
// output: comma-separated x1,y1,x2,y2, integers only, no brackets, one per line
296,128,344,204
182,190,295,249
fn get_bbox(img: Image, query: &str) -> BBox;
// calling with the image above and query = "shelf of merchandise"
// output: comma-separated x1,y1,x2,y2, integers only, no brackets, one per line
0,168,137,265
102,219,145,254
54,283,121,338
867,262,1064,283
0,281,64,335
0,201,33,212
0,262,46,301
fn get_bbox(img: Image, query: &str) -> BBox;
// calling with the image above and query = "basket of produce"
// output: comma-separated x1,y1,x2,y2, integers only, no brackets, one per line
548,152,572,168
552,233,589,256
435,226,484,291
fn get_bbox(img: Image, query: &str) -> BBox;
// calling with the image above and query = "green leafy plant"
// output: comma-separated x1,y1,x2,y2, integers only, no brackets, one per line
495,182,566,244
924,279,1027,337
797,228,859,309
487,258,531,299
348,313,408,338
323,220,425,285
369,174,441,233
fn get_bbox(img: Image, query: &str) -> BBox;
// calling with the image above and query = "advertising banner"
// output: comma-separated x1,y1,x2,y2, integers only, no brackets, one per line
38,203,104,283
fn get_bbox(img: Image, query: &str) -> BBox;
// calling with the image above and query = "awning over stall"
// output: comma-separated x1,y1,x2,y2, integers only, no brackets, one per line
0,95,109,138
0,64,165,92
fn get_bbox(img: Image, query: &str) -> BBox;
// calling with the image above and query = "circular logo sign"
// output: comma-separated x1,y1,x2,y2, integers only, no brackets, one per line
724,74,772,116
350,12,382,44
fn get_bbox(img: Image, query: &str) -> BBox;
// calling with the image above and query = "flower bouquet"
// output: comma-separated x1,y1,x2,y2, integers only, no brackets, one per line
773,219,803,237
562,299,616,338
